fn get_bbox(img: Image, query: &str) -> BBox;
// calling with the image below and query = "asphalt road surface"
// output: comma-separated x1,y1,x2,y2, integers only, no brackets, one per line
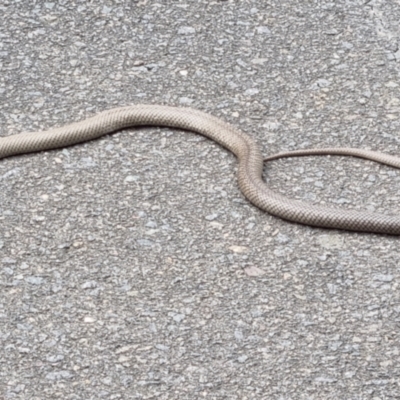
1,0,400,398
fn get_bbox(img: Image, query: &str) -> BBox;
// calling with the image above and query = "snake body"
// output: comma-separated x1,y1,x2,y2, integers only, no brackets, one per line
2,104,400,234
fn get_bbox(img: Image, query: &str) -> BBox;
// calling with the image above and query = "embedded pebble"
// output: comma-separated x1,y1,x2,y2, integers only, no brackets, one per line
1,1,399,399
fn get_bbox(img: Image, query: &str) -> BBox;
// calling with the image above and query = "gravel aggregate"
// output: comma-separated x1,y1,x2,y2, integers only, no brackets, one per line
1,0,400,398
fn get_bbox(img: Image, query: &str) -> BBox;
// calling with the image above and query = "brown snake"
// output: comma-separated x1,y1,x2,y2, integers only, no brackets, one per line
1,104,400,234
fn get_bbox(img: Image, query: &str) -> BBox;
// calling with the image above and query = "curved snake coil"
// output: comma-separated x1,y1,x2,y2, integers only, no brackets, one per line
1,104,400,234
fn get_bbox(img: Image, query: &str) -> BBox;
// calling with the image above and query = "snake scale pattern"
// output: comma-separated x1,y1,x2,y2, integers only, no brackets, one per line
1,104,400,234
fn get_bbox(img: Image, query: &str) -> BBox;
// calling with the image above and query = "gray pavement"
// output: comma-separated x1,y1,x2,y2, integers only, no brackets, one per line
1,0,400,398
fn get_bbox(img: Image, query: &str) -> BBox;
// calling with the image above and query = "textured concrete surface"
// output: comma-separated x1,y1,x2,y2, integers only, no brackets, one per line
1,0,400,398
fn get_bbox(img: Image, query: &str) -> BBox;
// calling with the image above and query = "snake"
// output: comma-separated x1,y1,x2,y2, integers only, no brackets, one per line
1,104,400,235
